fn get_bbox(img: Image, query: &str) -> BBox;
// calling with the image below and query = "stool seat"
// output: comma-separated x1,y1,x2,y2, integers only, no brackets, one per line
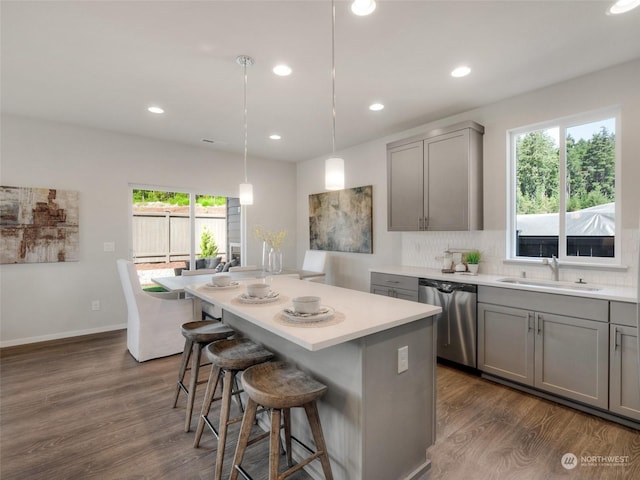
206,338,274,371
181,320,235,343
242,361,327,409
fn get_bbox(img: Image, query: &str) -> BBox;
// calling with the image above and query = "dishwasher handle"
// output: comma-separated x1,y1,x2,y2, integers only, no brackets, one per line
419,278,477,294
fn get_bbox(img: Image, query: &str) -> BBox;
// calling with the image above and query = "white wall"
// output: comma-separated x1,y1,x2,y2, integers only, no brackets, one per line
0,115,297,346
297,59,640,291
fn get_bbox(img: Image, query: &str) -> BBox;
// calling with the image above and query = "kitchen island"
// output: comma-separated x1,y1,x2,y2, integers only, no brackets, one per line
185,275,441,480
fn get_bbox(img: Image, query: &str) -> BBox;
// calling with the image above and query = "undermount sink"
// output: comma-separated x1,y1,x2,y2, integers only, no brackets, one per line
496,278,602,292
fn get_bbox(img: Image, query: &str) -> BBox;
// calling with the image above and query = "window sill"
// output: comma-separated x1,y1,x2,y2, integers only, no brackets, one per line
503,258,628,272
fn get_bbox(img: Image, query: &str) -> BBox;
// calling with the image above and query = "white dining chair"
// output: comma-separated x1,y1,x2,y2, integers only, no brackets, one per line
117,259,194,362
300,250,327,283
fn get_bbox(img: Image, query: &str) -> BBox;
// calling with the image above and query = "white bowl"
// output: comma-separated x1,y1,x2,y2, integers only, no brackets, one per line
247,283,270,298
211,273,231,287
292,296,321,314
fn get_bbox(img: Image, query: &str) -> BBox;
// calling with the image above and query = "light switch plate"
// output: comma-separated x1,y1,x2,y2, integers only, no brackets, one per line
103,242,115,252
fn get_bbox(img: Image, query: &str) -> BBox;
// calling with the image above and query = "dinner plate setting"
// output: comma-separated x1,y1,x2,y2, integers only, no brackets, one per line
236,291,280,304
282,306,335,323
202,281,240,290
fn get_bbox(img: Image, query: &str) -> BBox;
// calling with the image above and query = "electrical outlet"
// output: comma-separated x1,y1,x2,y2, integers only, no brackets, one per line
398,346,409,373
91,300,101,311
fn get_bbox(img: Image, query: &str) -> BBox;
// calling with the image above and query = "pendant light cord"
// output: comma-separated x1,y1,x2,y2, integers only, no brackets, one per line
331,0,337,155
243,60,249,183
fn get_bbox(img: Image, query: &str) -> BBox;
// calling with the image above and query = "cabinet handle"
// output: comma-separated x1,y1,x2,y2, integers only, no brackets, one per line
614,327,621,350
527,312,533,332
424,216,429,230
418,217,423,230
385,280,400,284
536,313,543,335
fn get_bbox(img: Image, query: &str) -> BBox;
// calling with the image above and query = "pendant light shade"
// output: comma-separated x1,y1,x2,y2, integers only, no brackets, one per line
351,0,376,16
325,157,345,190
325,0,345,191
239,183,253,205
237,55,254,206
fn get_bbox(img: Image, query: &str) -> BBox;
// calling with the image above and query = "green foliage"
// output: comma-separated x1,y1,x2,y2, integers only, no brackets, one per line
199,227,218,258
132,190,226,207
516,125,615,215
464,250,481,264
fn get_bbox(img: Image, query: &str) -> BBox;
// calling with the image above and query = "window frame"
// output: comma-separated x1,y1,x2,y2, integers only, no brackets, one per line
507,107,621,266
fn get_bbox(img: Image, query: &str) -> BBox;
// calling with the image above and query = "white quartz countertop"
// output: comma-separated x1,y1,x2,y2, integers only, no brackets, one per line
185,275,442,351
371,266,637,303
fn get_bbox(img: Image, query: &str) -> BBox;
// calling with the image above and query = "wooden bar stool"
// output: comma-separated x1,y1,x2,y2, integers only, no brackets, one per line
193,338,274,480
172,320,235,432
230,361,334,480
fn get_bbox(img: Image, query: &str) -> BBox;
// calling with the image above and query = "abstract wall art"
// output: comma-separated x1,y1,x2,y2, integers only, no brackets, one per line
309,185,372,254
0,186,80,264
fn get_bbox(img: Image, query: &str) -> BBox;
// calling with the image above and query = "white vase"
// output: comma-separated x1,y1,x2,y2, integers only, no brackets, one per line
467,263,479,274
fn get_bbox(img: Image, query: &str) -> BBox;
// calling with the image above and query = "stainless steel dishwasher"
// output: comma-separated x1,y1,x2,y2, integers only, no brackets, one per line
419,278,477,368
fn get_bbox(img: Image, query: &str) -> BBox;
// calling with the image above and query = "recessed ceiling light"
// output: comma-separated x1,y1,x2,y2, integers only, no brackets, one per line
351,0,376,16
273,65,292,76
269,134,282,140
607,0,640,14
451,66,471,78
147,106,164,114
369,103,384,111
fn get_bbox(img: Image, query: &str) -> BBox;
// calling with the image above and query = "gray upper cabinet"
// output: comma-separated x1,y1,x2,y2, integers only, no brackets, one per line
387,121,484,231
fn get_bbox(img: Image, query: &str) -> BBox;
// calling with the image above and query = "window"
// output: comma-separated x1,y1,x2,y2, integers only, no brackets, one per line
130,186,231,275
508,109,620,264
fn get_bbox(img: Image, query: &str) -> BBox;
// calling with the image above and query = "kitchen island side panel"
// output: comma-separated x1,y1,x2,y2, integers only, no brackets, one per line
362,317,436,480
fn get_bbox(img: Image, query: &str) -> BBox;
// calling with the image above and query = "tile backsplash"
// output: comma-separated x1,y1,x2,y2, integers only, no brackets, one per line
401,229,638,288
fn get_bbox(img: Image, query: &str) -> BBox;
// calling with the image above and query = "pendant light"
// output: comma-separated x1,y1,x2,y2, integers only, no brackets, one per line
351,0,376,16
325,0,345,191
237,55,254,205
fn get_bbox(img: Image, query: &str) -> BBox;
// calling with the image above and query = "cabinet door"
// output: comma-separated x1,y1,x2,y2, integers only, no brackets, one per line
424,130,469,231
478,303,534,385
610,325,640,420
534,313,608,409
387,141,424,231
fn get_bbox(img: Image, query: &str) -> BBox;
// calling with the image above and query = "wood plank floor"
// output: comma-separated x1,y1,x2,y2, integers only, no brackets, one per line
1,330,639,479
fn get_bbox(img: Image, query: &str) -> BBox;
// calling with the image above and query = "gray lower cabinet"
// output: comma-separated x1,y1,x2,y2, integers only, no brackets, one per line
609,301,640,421
609,324,640,421
370,272,418,302
478,287,609,409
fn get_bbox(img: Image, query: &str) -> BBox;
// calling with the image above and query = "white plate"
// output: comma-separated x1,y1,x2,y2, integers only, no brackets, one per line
203,281,239,290
282,306,334,323
237,291,280,304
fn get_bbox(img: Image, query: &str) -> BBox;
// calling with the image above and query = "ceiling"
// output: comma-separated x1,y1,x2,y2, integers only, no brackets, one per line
2,1,640,163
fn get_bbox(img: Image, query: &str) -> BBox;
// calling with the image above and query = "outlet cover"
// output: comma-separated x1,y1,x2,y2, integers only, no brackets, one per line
398,346,409,374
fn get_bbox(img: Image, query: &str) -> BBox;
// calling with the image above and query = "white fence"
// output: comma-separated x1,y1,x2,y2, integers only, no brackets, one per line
132,212,227,263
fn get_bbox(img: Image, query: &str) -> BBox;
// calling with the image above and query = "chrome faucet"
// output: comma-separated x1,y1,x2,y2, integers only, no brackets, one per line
543,255,559,281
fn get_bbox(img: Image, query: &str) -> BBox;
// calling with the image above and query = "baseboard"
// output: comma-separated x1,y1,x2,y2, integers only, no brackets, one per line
482,373,640,431
0,323,127,348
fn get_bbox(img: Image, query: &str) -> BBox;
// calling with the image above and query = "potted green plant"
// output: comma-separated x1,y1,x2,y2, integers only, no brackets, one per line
465,250,481,274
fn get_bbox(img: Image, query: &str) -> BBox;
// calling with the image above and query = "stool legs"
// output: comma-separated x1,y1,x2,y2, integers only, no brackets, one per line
172,339,193,408
193,365,222,448
184,342,203,432
230,398,259,480
230,400,333,480
214,369,235,480
304,402,333,480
